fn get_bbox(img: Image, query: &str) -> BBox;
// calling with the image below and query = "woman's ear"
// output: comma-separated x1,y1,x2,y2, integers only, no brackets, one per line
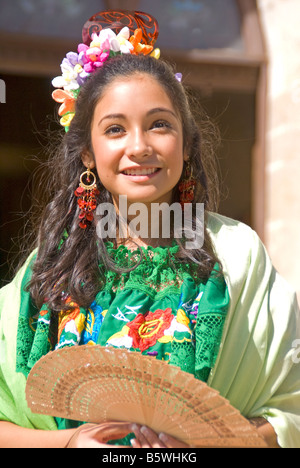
183,150,189,163
81,149,96,169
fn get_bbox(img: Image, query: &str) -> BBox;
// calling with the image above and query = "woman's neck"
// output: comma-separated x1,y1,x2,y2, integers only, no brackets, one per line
114,198,177,250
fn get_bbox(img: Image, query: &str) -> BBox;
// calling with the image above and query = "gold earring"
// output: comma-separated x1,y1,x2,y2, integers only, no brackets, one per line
74,166,100,229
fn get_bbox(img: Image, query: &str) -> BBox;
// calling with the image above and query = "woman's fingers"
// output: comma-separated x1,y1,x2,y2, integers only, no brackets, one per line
67,421,192,448
130,424,190,449
130,425,166,448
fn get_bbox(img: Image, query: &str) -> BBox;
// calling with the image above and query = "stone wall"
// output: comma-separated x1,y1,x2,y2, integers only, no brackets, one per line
258,0,300,302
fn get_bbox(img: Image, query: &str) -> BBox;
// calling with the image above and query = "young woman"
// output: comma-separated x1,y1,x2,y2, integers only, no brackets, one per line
0,12,299,448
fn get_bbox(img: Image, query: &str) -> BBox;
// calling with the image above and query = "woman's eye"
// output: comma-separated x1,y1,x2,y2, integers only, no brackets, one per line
105,125,125,136
152,120,171,130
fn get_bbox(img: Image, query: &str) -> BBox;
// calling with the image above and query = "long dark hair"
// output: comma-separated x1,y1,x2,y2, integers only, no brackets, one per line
27,54,221,312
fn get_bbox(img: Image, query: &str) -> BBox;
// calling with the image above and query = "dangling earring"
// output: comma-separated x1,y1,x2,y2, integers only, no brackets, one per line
74,166,100,229
179,161,196,207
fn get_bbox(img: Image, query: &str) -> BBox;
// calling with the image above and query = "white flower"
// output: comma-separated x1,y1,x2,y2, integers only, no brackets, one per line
91,27,133,54
116,27,134,54
52,58,81,91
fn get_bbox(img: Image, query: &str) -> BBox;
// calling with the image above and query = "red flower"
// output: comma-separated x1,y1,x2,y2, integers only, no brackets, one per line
127,308,173,352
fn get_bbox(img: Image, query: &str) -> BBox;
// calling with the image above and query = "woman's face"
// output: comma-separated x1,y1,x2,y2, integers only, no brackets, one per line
83,73,187,210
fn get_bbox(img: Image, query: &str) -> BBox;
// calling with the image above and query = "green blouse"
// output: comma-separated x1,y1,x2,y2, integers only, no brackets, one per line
16,241,229,436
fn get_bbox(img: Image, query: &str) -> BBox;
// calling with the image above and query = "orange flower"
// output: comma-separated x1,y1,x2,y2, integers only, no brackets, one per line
129,28,153,56
39,309,49,317
52,89,76,116
57,300,82,342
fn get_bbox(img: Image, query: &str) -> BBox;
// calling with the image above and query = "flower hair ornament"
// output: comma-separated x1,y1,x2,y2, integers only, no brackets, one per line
52,10,160,132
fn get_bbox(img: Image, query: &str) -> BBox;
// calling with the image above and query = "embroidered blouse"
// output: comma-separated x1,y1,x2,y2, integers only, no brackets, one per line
16,241,229,435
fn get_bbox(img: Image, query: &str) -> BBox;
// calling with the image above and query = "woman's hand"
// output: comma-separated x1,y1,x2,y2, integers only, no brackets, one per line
66,422,190,448
66,422,134,448
130,424,191,449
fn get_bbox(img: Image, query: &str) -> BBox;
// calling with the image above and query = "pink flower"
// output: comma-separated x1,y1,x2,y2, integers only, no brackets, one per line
78,43,109,73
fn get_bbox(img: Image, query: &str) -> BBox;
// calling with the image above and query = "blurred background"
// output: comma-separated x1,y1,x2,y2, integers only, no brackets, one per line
0,0,299,302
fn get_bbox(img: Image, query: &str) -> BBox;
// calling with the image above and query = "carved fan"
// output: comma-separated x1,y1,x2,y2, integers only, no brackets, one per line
26,345,267,448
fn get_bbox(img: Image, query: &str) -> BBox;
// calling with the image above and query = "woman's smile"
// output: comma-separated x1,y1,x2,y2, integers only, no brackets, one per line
121,166,161,180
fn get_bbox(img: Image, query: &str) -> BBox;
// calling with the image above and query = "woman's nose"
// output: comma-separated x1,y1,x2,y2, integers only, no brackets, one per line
125,128,152,159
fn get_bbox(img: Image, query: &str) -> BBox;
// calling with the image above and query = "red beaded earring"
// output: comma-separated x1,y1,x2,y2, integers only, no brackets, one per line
179,161,196,207
74,166,100,229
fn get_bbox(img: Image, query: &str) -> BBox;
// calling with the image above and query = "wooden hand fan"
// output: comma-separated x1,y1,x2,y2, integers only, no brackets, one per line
25,345,267,448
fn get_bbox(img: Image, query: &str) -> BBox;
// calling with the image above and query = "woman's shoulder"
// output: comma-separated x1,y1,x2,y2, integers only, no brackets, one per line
206,211,256,238
205,211,271,287
206,211,264,253
206,211,263,254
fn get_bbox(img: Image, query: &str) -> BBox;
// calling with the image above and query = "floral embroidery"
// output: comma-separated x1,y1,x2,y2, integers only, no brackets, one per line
127,308,173,352
80,301,105,346
106,307,192,353
38,309,51,324
16,244,228,386
106,325,132,349
56,299,107,350
56,299,86,349
177,291,204,327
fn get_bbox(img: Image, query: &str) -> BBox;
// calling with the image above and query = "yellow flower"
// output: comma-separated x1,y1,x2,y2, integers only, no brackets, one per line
60,112,75,127
176,308,190,327
150,48,160,59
